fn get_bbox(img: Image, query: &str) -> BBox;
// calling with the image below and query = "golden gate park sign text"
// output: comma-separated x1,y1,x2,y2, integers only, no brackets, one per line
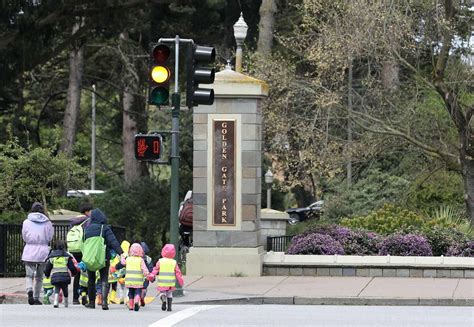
212,119,235,226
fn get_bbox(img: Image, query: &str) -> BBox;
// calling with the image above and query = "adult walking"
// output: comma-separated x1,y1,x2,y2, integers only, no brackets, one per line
68,202,93,305
21,202,54,305
83,208,123,310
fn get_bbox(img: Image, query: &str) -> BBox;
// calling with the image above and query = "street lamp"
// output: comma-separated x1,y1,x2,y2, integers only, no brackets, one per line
233,12,248,73
265,169,274,209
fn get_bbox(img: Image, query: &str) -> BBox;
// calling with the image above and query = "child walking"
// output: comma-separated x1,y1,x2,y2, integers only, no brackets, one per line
42,276,54,304
111,243,149,311
147,244,184,312
43,241,78,308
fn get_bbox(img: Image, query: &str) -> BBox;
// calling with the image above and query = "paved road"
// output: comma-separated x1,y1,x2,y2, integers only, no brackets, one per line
1,304,473,327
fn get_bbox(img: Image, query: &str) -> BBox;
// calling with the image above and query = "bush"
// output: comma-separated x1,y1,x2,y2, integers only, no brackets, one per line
378,233,433,256
305,225,380,255
340,204,427,235
420,226,467,256
447,241,474,257
286,233,344,255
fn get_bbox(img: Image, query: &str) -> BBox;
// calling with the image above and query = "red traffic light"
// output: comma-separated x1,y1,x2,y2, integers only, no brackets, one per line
152,44,171,64
134,134,163,161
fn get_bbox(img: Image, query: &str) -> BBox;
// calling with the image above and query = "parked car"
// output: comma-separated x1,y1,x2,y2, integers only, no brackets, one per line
286,200,324,225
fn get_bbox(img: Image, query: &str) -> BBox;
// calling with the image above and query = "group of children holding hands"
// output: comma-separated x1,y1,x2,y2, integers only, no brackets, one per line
42,240,184,312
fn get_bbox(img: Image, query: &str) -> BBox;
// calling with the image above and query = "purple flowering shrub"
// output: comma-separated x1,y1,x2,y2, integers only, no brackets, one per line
300,225,380,255
286,233,344,255
446,241,474,257
378,233,433,256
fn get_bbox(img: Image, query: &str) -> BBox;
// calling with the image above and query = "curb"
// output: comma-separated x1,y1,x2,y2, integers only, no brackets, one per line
177,296,474,307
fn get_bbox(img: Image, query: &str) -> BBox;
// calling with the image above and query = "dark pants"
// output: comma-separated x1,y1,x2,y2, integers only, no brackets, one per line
71,252,82,300
128,288,142,299
54,283,68,298
87,261,109,304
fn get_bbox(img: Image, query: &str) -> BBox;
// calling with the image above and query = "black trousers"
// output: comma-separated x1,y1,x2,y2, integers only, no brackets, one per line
71,252,82,300
87,261,109,304
54,283,69,298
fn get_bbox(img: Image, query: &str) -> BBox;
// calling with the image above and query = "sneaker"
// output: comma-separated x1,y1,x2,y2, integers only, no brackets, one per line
85,302,95,309
73,299,80,305
134,301,139,312
140,297,145,307
33,299,43,305
81,294,87,306
27,291,34,305
160,294,167,311
102,304,109,310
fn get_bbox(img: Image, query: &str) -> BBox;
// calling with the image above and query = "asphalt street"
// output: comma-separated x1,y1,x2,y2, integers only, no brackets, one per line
1,303,473,327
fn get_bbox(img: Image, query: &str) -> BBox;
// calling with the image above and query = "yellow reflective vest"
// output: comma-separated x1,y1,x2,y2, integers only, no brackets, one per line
125,256,144,288
50,256,68,276
79,270,89,287
158,258,176,288
108,256,120,283
43,277,53,289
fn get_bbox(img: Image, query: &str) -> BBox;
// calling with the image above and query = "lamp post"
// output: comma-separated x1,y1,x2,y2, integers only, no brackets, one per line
265,169,274,209
233,12,248,73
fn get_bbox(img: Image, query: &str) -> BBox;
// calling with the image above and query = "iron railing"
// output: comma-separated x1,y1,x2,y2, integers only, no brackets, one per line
0,223,126,277
266,235,295,252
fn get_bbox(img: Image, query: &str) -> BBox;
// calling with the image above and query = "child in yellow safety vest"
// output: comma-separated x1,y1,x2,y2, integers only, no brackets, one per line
110,243,149,311
42,276,54,304
78,269,89,305
107,250,121,304
146,244,184,312
43,241,79,308
116,240,130,305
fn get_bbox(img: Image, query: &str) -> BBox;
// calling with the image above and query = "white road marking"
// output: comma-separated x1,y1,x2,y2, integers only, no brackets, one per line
148,305,222,327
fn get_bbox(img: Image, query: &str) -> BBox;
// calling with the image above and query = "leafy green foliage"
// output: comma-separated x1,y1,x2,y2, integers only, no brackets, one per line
0,139,87,213
340,204,455,235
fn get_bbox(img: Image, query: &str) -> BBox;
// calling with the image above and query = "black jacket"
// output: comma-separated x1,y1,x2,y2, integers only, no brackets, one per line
44,250,77,285
83,209,123,261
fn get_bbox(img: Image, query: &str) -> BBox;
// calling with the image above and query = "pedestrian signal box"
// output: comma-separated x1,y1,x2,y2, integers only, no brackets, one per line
134,134,163,161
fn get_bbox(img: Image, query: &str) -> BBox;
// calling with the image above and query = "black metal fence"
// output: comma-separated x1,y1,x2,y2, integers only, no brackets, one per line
0,223,126,277
266,235,295,252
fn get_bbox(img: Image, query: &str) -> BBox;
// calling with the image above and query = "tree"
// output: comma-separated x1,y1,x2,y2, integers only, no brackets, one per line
257,0,278,54
0,139,87,212
59,20,85,156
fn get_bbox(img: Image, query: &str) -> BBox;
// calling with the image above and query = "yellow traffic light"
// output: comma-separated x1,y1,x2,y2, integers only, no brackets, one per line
151,65,170,84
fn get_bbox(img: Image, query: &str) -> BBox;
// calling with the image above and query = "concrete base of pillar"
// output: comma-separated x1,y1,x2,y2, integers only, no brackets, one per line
186,246,265,276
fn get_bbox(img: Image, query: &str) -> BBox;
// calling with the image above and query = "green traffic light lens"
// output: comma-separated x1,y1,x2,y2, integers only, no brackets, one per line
150,87,169,105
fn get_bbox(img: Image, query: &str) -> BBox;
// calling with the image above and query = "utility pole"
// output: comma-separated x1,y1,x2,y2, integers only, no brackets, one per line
91,84,96,190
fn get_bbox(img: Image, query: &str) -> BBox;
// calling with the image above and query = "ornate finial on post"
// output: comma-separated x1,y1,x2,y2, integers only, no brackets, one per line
233,12,248,73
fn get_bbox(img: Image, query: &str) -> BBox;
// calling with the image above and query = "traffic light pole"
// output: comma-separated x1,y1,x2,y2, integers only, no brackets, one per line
170,36,183,296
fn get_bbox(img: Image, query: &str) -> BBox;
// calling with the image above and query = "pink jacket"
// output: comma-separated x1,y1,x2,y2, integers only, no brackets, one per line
150,244,184,292
21,212,54,263
120,243,149,288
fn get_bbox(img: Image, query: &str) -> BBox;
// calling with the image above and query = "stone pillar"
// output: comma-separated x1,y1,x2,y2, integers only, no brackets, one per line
187,67,268,276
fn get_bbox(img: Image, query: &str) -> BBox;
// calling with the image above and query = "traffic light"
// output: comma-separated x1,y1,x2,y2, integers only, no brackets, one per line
186,44,216,107
134,134,163,161
149,43,172,106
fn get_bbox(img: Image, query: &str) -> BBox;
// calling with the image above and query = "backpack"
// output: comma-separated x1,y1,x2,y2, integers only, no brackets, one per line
179,199,193,227
81,225,106,271
67,218,89,253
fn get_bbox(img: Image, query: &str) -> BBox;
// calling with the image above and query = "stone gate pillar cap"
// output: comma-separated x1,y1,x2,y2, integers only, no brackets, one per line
201,69,268,98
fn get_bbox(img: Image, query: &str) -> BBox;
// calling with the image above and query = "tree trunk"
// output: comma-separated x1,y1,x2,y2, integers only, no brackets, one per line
122,85,146,185
120,32,148,185
59,21,84,156
460,132,474,224
381,60,399,90
257,0,277,54
347,57,353,187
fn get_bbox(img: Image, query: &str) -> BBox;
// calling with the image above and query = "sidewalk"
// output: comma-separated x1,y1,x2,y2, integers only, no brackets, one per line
1,276,473,306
